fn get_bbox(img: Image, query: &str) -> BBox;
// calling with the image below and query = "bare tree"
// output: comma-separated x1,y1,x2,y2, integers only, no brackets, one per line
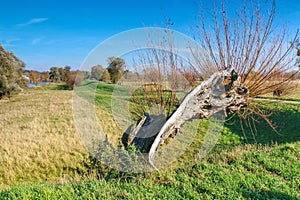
193,0,298,96
190,0,299,133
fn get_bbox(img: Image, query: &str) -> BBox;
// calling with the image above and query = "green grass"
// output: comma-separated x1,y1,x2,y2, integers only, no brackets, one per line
0,142,299,199
0,80,299,199
74,80,115,111
225,102,300,145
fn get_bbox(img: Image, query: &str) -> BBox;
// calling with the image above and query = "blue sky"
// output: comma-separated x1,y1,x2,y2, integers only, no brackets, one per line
0,0,299,71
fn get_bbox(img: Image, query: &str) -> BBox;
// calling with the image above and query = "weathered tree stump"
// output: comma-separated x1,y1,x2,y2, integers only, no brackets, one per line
122,66,249,165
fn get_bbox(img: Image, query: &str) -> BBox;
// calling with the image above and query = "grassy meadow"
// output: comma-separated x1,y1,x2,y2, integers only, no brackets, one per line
0,80,299,199
0,84,88,189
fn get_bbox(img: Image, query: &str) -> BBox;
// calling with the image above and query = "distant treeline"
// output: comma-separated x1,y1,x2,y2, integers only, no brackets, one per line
24,67,90,90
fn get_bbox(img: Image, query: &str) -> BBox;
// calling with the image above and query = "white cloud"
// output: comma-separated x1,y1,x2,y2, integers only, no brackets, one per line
17,18,48,28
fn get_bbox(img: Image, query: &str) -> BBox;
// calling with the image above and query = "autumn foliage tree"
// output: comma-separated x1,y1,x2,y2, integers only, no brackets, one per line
66,71,85,90
39,71,50,82
29,71,39,85
102,69,111,82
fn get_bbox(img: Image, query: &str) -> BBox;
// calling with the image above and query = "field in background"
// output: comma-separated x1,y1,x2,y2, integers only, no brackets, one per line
0,81,299,199
258,80,300,101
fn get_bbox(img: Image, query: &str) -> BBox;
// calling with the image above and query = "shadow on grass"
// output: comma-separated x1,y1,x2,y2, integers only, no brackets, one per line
52,84,69,90
242,189,298,200
225,102,300,145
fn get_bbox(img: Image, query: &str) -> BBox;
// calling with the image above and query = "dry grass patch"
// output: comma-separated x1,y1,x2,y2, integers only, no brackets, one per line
259,81,300,101
0,88,88,190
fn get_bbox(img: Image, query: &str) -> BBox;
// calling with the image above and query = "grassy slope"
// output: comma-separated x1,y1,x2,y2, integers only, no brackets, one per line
0,80,299,199
0,84,88,189
1,142,299,199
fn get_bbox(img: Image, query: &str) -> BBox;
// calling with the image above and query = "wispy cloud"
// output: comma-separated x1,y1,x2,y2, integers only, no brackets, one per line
17,18,48,28
2,38,21,47
32,37,44,45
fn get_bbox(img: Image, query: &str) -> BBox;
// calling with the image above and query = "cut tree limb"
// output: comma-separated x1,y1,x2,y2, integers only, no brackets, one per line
122,66,249,166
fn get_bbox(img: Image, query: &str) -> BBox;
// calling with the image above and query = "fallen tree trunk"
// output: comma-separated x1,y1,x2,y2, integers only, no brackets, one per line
122,66,249,166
